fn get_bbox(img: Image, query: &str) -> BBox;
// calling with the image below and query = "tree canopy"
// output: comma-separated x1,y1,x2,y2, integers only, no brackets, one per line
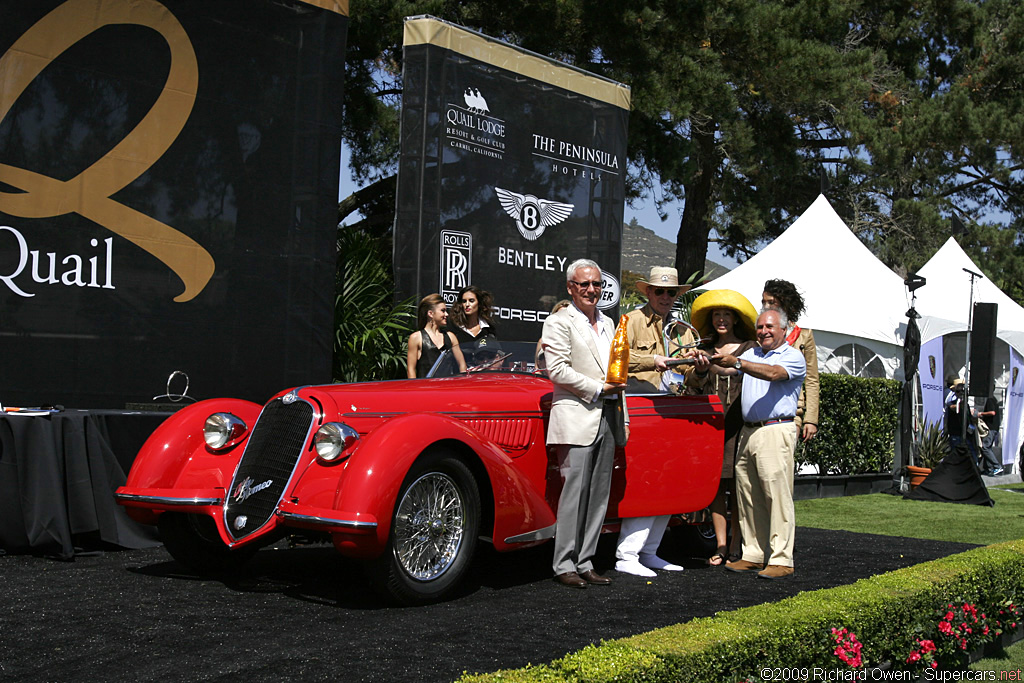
340,0,1024,303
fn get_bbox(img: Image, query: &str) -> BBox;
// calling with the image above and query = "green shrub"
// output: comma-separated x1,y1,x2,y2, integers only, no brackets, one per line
914,420,952,469
334,226,416,382
458,540,1024,682
797,374,901,474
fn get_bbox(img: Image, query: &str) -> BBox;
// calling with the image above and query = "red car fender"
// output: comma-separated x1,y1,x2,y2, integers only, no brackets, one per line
123,398,263,491
326,412,555,557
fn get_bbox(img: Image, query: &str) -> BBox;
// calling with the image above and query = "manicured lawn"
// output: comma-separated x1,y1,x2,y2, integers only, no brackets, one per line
972,638,1024,672
795,489,1024,546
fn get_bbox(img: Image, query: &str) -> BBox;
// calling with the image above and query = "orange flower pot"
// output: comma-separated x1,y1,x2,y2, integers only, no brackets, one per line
906,465,932,490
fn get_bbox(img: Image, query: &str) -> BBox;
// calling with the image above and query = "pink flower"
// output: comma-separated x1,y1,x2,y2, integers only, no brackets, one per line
906,651,921,663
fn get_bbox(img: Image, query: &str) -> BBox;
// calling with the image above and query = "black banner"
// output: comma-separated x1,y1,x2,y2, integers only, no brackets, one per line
0,0,348,408
395,17,630,340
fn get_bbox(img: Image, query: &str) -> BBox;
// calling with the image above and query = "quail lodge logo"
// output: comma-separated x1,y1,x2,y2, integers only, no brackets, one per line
0,0,214,302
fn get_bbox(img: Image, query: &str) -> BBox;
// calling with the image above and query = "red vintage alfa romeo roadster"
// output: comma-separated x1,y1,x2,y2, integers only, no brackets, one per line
116,342,723,604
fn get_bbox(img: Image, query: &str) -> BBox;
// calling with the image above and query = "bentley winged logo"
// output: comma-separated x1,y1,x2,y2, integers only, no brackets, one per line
0,0,214,302
494,187,574,241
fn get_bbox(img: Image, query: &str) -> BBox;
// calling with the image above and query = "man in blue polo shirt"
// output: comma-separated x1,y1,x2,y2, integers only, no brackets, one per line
706,307,806,580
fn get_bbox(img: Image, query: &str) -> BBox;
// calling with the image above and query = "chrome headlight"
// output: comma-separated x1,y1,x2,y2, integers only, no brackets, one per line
314,422,360,463
203,413,247,450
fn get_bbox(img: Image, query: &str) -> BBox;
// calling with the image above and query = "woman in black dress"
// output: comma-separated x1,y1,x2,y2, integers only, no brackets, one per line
406,294,466,378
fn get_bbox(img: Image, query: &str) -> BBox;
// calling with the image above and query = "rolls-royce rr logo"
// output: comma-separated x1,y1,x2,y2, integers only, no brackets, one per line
233,477,272,503
440,230,471,304
494,188,573,241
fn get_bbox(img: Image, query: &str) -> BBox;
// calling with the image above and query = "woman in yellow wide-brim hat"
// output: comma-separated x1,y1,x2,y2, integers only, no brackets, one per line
686,289,758,566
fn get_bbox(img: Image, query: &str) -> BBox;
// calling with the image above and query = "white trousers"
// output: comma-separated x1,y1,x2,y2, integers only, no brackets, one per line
615,515,670,562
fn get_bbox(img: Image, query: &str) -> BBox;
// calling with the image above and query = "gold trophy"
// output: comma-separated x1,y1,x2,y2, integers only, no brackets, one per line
606,315,630,384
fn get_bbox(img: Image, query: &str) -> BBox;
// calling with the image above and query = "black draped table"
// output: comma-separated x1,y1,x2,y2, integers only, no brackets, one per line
0,410,170,559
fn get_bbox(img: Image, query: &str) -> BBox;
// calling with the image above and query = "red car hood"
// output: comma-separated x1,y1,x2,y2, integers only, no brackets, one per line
285,373,552,419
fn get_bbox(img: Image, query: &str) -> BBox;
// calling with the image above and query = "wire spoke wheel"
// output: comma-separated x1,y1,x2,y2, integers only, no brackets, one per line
393,471,465,580
367,451,481,605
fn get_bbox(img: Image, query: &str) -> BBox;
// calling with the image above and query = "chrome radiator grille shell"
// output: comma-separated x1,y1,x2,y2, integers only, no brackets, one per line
224,397,314,540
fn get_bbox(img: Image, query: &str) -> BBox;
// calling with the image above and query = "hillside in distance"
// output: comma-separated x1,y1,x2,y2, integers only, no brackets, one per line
621,220,731,281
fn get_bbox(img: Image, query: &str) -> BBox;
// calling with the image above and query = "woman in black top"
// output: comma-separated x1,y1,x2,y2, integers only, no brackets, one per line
406,294,466,378
449,286,498,348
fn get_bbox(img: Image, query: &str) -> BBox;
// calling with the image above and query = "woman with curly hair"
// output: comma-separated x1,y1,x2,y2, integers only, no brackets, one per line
762,279,819,442
449,285,498,348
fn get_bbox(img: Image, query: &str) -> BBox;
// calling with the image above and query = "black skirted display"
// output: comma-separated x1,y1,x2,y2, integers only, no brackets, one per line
0,0,348,408
904,445,995,507
394,17,630,341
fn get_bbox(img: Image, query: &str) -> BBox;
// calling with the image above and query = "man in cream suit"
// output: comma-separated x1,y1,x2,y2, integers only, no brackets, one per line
542,258,628,589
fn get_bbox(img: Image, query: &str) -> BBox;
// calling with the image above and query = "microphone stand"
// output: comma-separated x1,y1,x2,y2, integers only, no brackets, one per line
961,267,983,440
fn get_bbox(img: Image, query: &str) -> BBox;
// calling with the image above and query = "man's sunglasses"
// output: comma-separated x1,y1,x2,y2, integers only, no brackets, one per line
570,280,605,290
653,288,679,297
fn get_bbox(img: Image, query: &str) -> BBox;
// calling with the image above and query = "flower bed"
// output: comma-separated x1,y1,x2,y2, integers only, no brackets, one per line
458,539,1024,682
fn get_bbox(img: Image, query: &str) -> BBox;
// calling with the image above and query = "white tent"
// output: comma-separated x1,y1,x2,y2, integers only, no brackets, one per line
701,194,909,379
915,237,1024,354
913,237,1024,470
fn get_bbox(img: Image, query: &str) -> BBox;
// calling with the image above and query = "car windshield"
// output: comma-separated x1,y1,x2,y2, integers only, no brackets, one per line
426,340,684,397
427,341,545,378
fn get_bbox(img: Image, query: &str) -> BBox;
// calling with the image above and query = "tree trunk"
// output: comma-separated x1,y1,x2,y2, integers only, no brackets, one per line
675,126,717,283
338,174,397,233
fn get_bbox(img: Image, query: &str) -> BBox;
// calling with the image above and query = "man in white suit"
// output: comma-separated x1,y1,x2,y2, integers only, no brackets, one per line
542,258,628,588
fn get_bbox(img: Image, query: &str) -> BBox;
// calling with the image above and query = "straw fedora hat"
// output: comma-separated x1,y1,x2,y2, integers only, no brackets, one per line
636,267,691,298
690,290,758,340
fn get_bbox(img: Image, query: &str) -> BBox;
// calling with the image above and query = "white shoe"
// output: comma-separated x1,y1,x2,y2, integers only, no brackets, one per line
640,553,684,571
615,559,657,577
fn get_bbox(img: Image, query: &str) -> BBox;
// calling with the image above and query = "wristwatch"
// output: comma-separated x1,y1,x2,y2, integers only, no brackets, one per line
733,359,742,370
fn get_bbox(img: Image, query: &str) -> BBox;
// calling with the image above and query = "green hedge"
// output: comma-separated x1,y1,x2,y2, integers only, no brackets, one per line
458,540,1024,682
797,374,901,475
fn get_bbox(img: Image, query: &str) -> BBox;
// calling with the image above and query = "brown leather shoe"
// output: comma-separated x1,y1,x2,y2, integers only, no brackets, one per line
554,571,588,588
724,559,763,573
757,564,794,580
579,569,611,585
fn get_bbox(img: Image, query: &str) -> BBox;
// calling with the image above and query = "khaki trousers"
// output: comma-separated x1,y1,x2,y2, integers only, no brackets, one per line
735,422,798,567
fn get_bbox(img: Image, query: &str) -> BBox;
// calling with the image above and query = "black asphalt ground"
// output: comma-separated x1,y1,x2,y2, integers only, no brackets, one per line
1,528,976,683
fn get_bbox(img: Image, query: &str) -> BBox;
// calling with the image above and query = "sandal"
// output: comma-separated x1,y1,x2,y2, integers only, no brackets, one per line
706,547,728,567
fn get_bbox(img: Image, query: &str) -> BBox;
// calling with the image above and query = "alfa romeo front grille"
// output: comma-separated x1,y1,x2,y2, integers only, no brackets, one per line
224,398,314,540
